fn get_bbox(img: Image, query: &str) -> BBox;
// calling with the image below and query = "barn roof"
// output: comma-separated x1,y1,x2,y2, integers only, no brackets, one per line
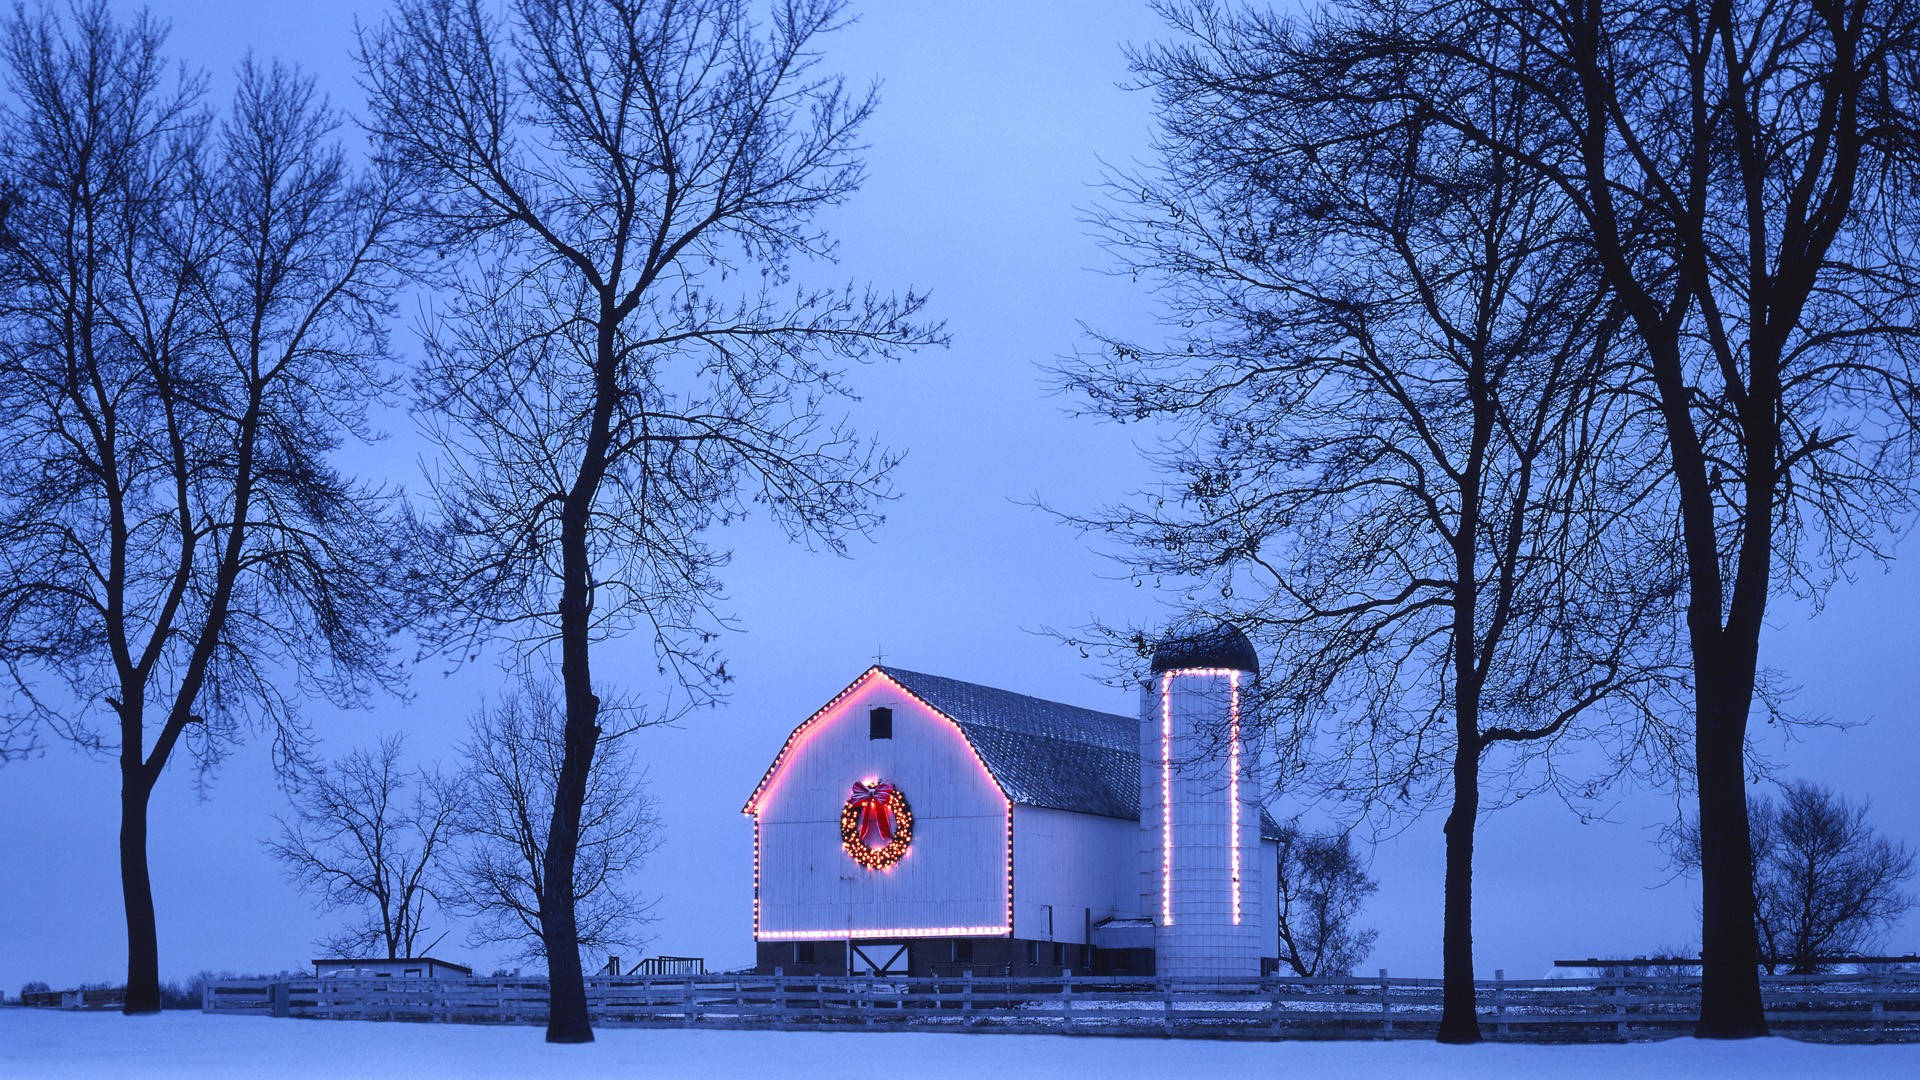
878,666,1283,840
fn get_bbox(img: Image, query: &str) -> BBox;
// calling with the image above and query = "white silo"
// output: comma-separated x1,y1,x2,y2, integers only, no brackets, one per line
1138,621,1266,978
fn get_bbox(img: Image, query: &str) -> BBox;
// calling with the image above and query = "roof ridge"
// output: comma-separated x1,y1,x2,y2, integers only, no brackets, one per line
878,665,1135,726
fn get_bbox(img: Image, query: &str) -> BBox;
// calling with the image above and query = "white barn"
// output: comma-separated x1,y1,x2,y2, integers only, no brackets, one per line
742,624,1282,977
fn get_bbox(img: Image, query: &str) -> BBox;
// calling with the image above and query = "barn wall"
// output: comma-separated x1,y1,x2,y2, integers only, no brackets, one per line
1257,835,1279,963
1010,805,1142,944
752,674,1009,939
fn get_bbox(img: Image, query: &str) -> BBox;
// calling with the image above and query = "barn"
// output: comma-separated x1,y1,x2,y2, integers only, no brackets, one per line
742,624,1282,978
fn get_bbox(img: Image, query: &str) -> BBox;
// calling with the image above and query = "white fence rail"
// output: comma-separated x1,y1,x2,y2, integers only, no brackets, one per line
202,970,1920,1039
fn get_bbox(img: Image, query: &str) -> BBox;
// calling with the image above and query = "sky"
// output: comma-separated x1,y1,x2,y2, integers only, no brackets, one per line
2,0,1917,993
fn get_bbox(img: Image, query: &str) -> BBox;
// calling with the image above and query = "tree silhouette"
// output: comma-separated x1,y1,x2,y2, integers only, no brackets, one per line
1059,0,1682,1041
1293,0,1920,1035
1274,823,1378,978
1675,781,1917,974
266,736,463,960
0,2,409,1012
358,0,942,1041
443,676,659,965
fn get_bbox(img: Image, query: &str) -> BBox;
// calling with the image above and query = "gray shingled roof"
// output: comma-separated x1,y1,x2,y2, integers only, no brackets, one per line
879,667,1282,840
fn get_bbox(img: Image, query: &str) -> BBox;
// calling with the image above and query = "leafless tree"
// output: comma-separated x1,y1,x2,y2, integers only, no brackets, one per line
357,0,941,1040
443,676,660,967
1273,823,1378,978
1056,1,1682,1041
1294,0,1920,1035
1674,781,1917,974
0,2,410,1013
265,736,463,960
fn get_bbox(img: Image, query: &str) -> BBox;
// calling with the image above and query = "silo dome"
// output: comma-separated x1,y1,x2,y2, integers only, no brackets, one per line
1149,619,1259,677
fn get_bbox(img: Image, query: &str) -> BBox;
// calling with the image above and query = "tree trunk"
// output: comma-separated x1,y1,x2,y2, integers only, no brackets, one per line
542,504,601,1044
119,764,161,1015
541,735,594,1043
542,312,616,1044
1694,656,1769,1037
1437,737,1481,1043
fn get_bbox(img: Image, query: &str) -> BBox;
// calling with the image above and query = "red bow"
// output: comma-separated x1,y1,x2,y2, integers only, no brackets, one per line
849,781,898,847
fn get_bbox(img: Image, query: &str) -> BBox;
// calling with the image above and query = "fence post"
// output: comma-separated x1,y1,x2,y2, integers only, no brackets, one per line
1872,968,1887,1036
1060,969,1073,1033
1163,977,1175,1036
774,968,787,1031
1269,976,1285,1037
1494,969,1507,1037
1379,969,1392,1036
1613,978,1628,1039
962,970,974,1028
685,976,697,1028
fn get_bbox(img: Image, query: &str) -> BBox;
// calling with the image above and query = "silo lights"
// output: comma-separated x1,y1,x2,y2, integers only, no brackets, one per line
1229,668,1242,925
1161,667,1247,931
1160,671,1174,926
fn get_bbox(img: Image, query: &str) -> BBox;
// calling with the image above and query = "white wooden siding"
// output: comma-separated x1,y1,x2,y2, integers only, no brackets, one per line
1010,805,1143,943
753,674,1009,938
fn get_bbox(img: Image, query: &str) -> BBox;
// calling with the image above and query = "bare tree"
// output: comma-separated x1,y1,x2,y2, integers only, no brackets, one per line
0,2,409,1013
358,0,941,1041
1273,822,1378,978
1298,0,1920,1035
443,677,660,966
1056,1,1681,1041
265,736,464,960
1674,781,1917,974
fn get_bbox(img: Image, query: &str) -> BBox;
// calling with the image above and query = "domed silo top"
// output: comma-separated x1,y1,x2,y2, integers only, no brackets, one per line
1149,619,1259,677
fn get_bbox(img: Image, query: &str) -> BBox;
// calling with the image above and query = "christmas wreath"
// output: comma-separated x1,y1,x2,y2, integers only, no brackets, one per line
841,780,913,870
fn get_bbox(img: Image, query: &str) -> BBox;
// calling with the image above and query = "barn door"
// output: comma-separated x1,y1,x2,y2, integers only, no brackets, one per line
850,941,909,976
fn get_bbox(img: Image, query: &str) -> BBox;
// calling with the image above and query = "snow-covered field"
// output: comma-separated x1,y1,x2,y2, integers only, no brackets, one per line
3,1009,1916,1078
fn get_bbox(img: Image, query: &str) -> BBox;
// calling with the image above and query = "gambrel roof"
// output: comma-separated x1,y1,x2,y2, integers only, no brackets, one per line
743,665,1281,839
880,667,1141,820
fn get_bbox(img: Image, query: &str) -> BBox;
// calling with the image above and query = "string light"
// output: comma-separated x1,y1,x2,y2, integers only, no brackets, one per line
1229,669,1241,925
1160,672,1174,927
745,665,1016,943
755,925,1009,942
743,667,1004,816
1006,801,1015,936
1160,667,1248,930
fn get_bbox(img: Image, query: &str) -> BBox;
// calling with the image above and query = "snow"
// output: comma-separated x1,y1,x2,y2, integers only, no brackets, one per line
2,1009,1915,1079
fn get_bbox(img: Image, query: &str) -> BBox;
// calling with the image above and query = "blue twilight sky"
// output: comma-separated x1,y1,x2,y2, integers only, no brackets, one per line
1,0,1916,991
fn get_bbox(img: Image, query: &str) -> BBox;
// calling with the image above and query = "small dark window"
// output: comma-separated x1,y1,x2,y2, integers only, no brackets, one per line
796,942,816,963
952,940,973,963
869,707,892,740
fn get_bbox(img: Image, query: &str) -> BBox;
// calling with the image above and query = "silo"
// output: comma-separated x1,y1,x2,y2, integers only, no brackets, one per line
1139,621,1265,978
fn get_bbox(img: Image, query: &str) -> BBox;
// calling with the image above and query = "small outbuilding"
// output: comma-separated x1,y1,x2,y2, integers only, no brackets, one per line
312,957,473,979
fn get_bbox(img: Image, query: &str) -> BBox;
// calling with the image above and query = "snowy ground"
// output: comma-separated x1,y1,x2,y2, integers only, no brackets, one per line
3,1009,1917,1078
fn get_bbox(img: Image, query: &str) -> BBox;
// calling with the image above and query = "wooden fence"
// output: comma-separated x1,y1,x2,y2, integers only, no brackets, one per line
18,987,125,1010
202,969,1920,1040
